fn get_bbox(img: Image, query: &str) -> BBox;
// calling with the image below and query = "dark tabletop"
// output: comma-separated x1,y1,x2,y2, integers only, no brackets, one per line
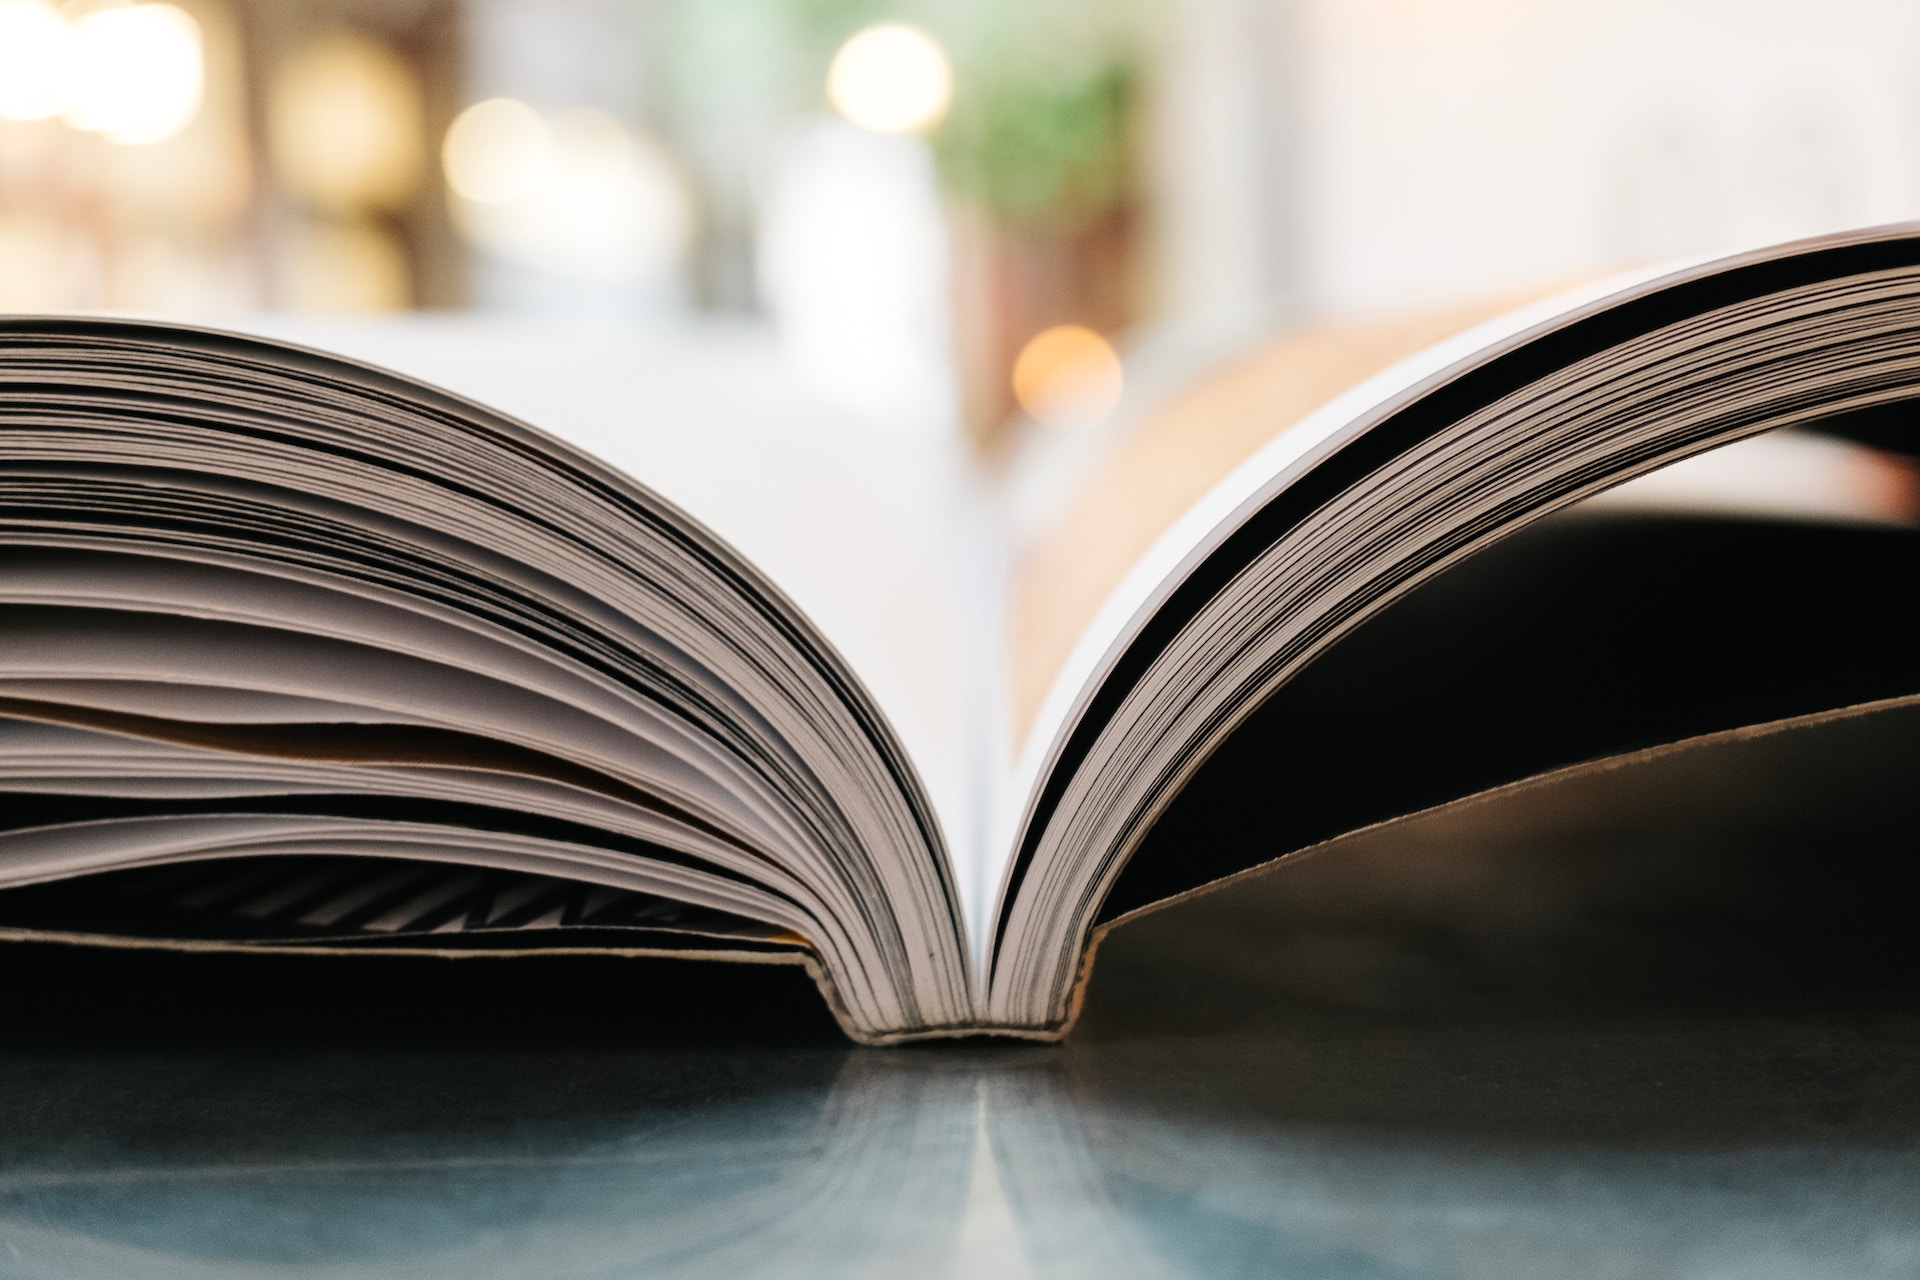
4,728,1920,1279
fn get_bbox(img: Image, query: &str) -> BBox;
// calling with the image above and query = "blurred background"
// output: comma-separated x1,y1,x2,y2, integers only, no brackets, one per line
5,0,1920,458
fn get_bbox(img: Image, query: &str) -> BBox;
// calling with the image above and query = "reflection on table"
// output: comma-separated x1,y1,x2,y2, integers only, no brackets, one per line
4,708,1920,1278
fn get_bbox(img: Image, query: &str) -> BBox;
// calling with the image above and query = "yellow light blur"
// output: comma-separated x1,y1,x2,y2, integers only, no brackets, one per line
269,33,424,214
1013,325,1125,430
826,23,952,134
283,220,410,313
443,98,551,204
64,3,204,146
0,1,75,121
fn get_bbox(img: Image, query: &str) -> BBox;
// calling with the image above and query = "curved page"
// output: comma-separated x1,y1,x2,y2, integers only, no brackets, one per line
0,318,969,1039
992,224,1920,1029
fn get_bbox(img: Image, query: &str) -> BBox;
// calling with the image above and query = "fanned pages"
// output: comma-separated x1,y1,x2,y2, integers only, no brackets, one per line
0,321,968,1039
985,227,1920,1029
6,224,1920,1042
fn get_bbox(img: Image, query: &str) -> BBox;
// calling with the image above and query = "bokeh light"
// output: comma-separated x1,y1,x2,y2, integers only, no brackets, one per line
1013,325,1124,430
443,98,551,204
269,33,425,214
64,3,204,146
826,23,952,134
450,107,689,288
757,120,955,432
0,1,76,122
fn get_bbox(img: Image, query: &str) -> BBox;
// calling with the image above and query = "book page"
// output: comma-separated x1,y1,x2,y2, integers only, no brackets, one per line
226,315,1007,938
986,225,1920,1029
1097,508,1920,923
1008,292,1551,742
3,314,982,1034
1007,269,1920,803
1008,283,1920,746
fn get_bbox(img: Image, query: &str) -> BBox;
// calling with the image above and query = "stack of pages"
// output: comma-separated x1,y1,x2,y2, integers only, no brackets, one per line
4,226,1920,1042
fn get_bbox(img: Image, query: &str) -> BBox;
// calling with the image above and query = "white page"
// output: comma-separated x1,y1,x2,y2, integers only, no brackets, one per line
222,314,1006,933
995,226,1920,957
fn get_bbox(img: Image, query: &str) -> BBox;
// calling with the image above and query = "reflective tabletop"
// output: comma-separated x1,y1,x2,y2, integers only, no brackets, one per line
5,756,1920,1279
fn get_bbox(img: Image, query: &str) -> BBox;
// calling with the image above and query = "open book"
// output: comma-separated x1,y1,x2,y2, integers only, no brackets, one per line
5,224,1920,1043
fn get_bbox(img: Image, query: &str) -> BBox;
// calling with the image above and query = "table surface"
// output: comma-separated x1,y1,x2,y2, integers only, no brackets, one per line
4,759,1920,1280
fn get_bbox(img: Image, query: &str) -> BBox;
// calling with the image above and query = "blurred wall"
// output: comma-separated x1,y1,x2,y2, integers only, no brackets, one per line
239,0,464,310
459,0,691,314
1145,0,1303,337
0,0,257,313
1147,0,1920,329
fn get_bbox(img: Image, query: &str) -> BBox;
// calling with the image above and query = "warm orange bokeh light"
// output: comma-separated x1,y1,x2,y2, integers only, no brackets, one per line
269,32,424,214
1013,324,1124,430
